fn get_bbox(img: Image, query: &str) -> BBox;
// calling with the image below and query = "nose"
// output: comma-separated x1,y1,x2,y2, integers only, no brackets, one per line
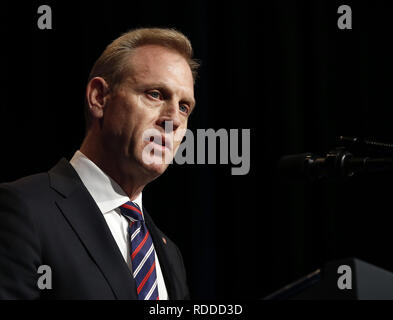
156,101,181,133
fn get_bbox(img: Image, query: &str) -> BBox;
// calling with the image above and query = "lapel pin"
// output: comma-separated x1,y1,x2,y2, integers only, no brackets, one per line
162,237,167,244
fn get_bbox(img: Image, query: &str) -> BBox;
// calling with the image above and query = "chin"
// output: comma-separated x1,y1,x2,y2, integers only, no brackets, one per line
135,141,173,179
138,156,170,178
150,164,169,177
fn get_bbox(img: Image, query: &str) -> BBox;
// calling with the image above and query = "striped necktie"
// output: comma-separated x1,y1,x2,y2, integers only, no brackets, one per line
119,201,159,300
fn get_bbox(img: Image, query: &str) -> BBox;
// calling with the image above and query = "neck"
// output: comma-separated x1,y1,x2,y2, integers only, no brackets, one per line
80,131,148,201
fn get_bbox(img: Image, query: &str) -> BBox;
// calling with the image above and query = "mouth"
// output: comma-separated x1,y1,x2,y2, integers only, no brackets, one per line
146,134,172,151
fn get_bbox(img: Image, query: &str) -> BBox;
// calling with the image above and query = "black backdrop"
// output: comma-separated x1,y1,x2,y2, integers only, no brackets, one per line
2,0,393,299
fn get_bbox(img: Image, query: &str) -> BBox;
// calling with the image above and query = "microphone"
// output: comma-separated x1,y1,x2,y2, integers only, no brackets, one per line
278,149,393,181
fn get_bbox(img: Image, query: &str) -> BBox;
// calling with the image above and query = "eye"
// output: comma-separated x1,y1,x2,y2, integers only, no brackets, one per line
179,104,189,114
147,91,162,99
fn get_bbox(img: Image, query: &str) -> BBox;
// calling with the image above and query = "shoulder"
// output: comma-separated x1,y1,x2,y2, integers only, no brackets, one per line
0,172,53,238
0,158,75,223
0,157,78,207
0,171,53,210
1,171,49,194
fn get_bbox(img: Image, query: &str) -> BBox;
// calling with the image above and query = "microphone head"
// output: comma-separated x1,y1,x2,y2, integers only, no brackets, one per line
277,153,313,181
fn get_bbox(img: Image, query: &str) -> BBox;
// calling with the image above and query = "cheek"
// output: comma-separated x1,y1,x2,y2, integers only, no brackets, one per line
173,123,188,147
105,95,133,127
116,95,152,131
112,93,161,145
131,105,160,146
138,93,166,111
134,95,163,122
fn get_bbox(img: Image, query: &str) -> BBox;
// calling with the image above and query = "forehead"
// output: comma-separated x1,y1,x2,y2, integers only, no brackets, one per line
124,44,194,98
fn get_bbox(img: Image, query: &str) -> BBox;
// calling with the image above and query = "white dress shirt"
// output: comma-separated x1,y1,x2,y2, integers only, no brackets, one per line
69,150,168,300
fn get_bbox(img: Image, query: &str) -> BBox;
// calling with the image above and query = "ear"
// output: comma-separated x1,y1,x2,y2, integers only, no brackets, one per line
86,77,110,120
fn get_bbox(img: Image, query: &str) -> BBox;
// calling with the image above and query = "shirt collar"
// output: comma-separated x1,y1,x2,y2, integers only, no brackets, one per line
69,150,144,217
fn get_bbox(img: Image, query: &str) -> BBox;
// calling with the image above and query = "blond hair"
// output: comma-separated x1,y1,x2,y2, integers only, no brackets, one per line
85,28,200,129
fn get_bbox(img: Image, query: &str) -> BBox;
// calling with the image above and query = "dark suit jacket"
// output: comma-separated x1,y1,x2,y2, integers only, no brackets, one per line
0,158,189,299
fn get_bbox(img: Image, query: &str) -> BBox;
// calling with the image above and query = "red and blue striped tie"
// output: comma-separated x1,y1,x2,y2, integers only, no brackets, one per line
120,201,159,300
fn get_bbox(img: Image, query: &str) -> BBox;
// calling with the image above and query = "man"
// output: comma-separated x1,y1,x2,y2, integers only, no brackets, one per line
0,27,199,299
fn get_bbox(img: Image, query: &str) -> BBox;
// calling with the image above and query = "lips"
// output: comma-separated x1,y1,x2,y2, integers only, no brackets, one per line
147,134,172,151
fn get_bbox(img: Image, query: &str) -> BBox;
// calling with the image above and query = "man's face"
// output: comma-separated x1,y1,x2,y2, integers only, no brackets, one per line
100,44,195,180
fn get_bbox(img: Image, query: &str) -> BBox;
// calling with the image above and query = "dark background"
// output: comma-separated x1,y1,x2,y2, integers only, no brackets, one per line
1,0,393,299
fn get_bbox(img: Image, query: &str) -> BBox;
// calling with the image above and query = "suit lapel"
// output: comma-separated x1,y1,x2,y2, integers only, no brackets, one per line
49,159,137,300
143,209,176,299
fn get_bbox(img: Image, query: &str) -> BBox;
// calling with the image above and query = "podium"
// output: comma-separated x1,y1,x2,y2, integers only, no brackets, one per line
265,258,393,300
